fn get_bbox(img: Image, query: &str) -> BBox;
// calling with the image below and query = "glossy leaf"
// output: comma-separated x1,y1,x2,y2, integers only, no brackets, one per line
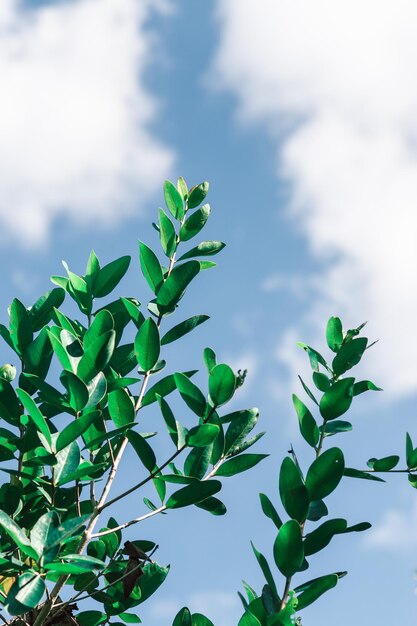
60,371,89,412
54,440,80,485
134,318,160,372
174,373,206,417
353,380,382,396
16,388,52,449
180,204,211,241
0,380,22,425
279,456,309,523
187,182,209,209
184,445,211,479
94,256,131,298
293,394,319,448
259,493,283,529
177,241,225,261
332,337,367,377
10,298,33,356
28,288,65,332
344,468,386,483
77,330,116,382
164,180,184,220
127,431,156,473
273,520,304,577
312,372,331,392
319,378,355,421
0,511,39,560
172,607,192,626
166,480,221,509
194,496,226,516
295,574,339,610
367,455,400,471
326,317,343,352
139,241,163,293
157,261,200,313
7,574,45,615
108,388,135,428
161,315,209,346
214,454,268,477
187,424,220,447
56,411,99,452
224,408,259,454
158,208,176,258
209,363,236,407
251,542,280,601
306,447,345,500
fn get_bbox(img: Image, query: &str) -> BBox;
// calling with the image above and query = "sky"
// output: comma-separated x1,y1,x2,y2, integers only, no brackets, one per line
0,1,416,624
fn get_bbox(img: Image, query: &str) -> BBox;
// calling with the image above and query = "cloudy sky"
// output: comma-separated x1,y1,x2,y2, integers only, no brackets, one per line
1,1,417,624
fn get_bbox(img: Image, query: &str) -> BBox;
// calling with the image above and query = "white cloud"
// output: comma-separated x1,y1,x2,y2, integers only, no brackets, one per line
366,500,417,549
212,0,417,395
0,0,174,247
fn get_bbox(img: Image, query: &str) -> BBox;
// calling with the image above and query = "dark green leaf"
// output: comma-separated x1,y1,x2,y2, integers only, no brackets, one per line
209,364,236,407
10,298,33,356
134,318,160,372
166,480,221,509
322,420,352,436
344,468,386,482
306,447,345,500
16,388,52,449
174,372,206,417
307,499,328,522
158,209,176,258
187,424,220,447
368,455,400,471
0,511,39,560
326,317,343,352
224,408,259,454
319,378,355,420
54,440,80,485
293,394,319,448
56,411,99,452
139,242,163,293
127,431,156,472
0,380,22,425
187,182,209,209
297,342,329,372
60,371,89,412
142,370,197,407
273,520,304,577
180,205,210,241
192,614,215,626
77,330,116,382
332,338,368,377
194,496,226,516
177,241,225,262
259,493,283,529
77,611,107,626
353,380,382,396
28,289,65,332
161,315,209,345
214,454,268,477
172,607,192,626
157,260,200,312
296,574,339,610
279,456,309,523
251,542,280,601
164,180,184,220
94,256,131,298
108,388,135,428
7,574,45,615
184,445,211,479
312,372,331,392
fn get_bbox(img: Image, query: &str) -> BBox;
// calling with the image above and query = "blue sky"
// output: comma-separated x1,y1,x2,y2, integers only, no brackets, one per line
1,1,417,624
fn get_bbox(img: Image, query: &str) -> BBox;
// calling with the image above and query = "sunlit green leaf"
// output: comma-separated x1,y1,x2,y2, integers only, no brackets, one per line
306,447,345,500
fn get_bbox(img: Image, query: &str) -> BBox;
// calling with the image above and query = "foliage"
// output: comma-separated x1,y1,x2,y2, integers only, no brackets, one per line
0,178,265,625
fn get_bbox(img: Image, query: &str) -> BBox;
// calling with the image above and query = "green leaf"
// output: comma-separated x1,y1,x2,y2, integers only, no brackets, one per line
251,542,280,601
24,327,53,377
158,208,177,258
203,347,217,373
293,394,319,448
156,260,200,312
224,408,259,454
56,411,99,452
174,372,207,417
304,518,348,556
187,182,209,209
307,499,328,522
209,364,236,407
367,455,400,471
187,424,220,447
108,388,135,428
306,447,345,500
184,445,211,479
118,614,142,624
312,372,331,392
60,371,89,412
161,315,209,345
77,611,108,626
332,337,368,377
279,456,309,523
295,574,339,610
0,510,40,560
142,370,197,407
344,468,386,483
54,440,80,485
177,241,225,261
177,176,188,199
0,380,22,425
214,454,268,477
139,242,163,293
121,297,145,329
134,318,160,372
16,388,52,449
30,510,60,561
127,431,156,473
172,607,192,626
10,298,33,356
259,493,283,529
85,372,108,409
297,342,329,372
319,378,355,420
194,496,226,516
326,317,343,352
84,310,114,352
273,520,304,577
164,180,185,220
28,288,65,332
353,380,382,396
298,375,319,406
322,420,352,436
192,614,215,626
7,574,45,615
77,330,116,382
166,480,221,509
180,204,211,241
93,256,130,298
